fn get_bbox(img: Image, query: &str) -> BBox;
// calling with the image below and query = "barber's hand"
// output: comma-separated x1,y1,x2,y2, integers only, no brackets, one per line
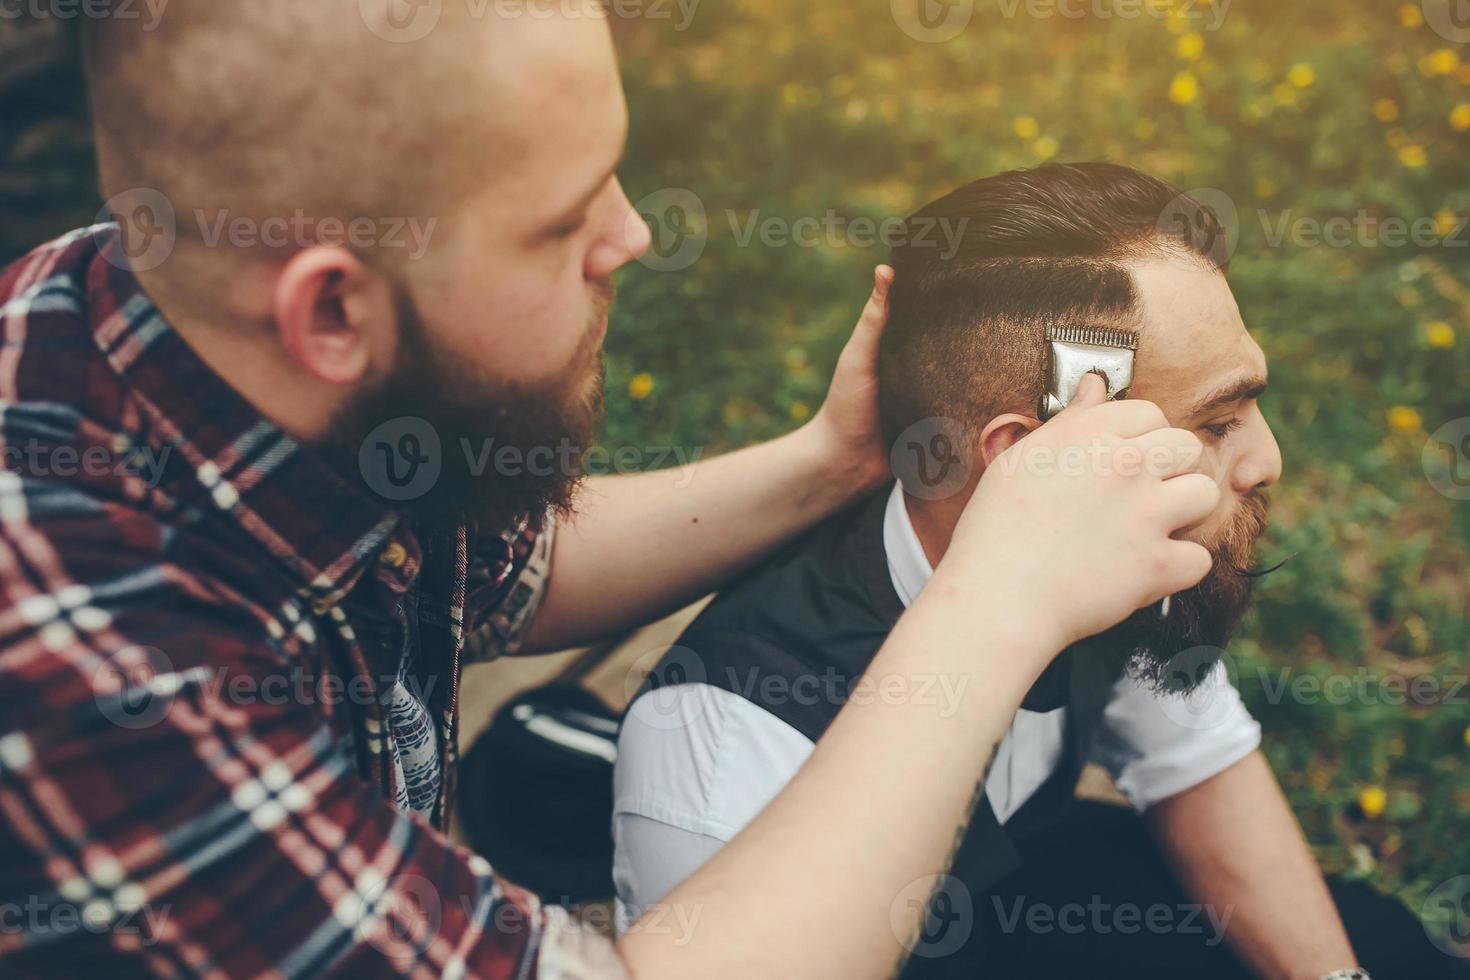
938,372,1218,656
803,265,895,493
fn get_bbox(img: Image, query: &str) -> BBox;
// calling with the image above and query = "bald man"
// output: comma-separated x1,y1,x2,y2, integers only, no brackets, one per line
0,4,1224,978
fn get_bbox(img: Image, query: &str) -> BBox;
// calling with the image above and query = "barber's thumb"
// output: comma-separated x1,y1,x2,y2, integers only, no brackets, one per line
1066,371,1109,411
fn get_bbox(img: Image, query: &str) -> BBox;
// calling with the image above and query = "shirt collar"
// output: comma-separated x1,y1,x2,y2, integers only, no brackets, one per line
84,226,417,603
882,481,933,607
881,480,1073,712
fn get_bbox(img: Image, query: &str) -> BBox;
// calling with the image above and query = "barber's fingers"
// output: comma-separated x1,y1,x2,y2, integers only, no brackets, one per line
1158,538,1215,595
1090,398,1173,439
1154,472,1221,533
1127,427,1205,478
1060,370,1109,413
1052,374,1172,439
846,265,893,358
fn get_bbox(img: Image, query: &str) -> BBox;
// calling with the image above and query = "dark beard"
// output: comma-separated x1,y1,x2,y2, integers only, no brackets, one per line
320,277,614,533
1091,488,1272,695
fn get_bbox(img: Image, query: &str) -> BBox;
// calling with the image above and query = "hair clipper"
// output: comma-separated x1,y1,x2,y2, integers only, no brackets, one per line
1040,325,1172,619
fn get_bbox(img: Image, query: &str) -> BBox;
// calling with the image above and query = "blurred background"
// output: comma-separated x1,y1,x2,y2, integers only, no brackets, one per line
4,0,1469,919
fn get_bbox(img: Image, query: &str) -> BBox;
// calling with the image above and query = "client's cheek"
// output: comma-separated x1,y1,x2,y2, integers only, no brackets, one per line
1199,446,1238,485
1173,493,1231,545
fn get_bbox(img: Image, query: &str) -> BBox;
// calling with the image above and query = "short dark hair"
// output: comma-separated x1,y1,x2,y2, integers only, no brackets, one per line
877,162,1227,451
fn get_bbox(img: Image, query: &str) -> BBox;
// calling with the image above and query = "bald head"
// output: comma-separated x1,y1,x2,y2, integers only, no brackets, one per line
80,0,625,322
91,4,498,227
73,0,643,465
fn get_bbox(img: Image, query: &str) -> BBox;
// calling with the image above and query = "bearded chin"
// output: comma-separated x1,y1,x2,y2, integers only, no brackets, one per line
321,285,607,533
1092,490,1271,695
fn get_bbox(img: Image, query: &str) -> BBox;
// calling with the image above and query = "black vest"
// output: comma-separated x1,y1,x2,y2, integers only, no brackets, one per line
641,486,1125,975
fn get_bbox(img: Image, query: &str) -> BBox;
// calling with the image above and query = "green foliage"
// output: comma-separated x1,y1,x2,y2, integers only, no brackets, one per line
3,0,1467,916
610,0,1470,906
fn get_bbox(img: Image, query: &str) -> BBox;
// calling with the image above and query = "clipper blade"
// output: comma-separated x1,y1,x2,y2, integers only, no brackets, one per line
1045,325,1139,352
1039,324,1139,420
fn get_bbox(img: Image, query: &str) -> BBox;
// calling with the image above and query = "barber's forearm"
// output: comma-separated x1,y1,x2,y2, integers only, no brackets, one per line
522,422,882,652
1147,751,1358,980
617,574,1049,980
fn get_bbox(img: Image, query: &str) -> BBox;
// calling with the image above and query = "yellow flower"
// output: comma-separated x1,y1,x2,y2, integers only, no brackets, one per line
1437,210,1460,235
1134,118,1157,140
1397,143,1427,168
1388,406,1423,433
1427,321,1457,348
1254,176,1278,199
1176,33,1205,61
1463,725,1470,749
1451,103,1470,132
628,372,655,401
1169,72,1199,106
1399,3,1423,27
1372,98,1399,123
1358,787,1388,820
1033,136,1060,160
1165,10,1189,35
1287,64,1317,88
1013,115,1040,140
1272,83,1298,107
1421,49,1461,77
788,400,811,422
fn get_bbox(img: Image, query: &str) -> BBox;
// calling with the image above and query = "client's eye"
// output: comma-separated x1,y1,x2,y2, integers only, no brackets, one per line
1203,417,1246,439
551,217,588,240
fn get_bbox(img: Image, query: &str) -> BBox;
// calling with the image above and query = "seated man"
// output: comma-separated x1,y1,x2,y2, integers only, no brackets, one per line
612,164,1459,978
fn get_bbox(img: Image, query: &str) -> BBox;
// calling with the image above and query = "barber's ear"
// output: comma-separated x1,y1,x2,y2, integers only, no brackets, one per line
272,246,397,386
978,413,1043,467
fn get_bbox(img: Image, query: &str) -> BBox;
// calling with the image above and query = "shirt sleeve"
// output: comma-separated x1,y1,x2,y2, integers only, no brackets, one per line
1089,660,1263,812
0,609,625,979
611,682,814,925
464,511,557,662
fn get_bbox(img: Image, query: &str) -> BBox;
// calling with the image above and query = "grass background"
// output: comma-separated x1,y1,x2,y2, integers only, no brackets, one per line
608,0,1470,921
3,0,1468,927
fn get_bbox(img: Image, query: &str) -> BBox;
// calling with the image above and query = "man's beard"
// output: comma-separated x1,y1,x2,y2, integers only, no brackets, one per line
321,277,615,533
1090,488,1273,695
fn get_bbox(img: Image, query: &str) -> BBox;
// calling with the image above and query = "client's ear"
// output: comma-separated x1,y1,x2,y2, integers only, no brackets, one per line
978,414,1043,467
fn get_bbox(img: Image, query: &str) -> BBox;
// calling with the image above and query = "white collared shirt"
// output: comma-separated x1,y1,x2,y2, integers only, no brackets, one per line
611,483,1261,927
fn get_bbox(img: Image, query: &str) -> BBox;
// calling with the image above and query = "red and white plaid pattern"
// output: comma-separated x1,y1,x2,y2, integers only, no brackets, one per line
0,227,625,979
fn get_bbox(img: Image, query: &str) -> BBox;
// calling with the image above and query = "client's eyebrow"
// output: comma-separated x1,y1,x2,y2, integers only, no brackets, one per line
1188,376,1269,418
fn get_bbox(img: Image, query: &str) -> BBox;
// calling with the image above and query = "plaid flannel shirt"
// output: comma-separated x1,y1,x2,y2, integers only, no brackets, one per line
0,227,628,979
